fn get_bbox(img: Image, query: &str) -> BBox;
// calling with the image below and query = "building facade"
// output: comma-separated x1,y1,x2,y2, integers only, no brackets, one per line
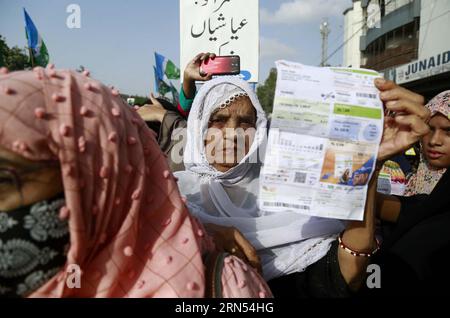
343,1,364,68
343,0,450,100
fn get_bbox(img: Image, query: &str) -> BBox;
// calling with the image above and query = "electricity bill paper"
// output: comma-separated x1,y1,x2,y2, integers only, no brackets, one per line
260,61,384,221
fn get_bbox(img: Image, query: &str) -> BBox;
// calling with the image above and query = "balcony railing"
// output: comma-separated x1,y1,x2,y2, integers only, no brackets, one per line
361,41,418,71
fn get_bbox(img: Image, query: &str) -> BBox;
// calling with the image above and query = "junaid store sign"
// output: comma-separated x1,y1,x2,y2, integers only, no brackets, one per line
396,50,450,84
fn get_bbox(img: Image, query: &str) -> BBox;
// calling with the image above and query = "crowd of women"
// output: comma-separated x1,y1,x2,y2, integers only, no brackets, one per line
0,52,449,298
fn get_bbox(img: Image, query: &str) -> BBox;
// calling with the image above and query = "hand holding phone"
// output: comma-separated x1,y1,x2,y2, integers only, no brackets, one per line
200,55,240,76
185,53,216,82
183,53,216,100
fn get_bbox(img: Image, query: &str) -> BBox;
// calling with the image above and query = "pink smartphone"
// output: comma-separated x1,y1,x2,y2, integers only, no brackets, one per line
200,55,240,76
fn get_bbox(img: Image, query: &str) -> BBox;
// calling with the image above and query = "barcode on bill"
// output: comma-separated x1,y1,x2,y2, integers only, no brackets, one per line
294,172,307,184
263,202,310,210
356,92,377,99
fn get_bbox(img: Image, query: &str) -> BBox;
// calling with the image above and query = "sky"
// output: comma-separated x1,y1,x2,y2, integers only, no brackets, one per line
0,0,352,96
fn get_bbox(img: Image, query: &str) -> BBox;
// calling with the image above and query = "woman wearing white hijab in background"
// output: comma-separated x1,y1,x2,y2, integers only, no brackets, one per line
175,76,430,297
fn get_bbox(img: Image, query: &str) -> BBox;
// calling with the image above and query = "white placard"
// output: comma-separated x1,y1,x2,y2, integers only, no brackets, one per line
180,0,259,83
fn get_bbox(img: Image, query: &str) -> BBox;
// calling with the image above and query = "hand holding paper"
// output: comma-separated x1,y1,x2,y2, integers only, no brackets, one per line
375,78,431,162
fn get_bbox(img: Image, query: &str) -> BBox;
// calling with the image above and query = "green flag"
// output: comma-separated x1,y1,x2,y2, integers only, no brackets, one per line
155,52,180,80
165,59,180,80
24,8,50,67
158,78,171,96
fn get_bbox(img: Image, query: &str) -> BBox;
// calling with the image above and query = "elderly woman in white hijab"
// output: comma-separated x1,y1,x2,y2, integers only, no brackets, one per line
175,76,430,297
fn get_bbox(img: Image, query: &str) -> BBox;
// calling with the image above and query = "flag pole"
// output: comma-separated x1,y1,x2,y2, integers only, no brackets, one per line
27,47,35,68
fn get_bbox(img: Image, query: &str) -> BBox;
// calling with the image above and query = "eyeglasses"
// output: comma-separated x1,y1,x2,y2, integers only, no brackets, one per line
0,162,59,208
0,162,59,191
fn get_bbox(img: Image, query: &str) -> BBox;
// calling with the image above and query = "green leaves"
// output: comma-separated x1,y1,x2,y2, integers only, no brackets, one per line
256,68,277,115
0,35,32,70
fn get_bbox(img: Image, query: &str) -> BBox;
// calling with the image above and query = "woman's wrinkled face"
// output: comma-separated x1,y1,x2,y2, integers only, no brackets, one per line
205,96,257,172
0,146,63,212
422,113,450,169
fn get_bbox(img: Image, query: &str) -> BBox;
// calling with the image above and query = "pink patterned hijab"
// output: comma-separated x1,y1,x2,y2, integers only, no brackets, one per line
404,90,450,196
0,67,271,298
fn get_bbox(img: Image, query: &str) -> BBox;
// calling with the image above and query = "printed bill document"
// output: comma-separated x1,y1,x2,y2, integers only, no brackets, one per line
260,61,384,221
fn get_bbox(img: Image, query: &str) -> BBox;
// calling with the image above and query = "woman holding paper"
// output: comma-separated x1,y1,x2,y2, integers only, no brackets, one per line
175,75,430,297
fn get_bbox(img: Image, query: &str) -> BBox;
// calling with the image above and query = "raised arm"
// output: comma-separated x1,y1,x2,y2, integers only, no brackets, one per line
376,192,401,223
182,52,215,99
337,79,430,291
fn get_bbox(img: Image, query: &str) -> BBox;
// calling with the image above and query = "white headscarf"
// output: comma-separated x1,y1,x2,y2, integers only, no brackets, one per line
176,77,345,280
183,78,267,184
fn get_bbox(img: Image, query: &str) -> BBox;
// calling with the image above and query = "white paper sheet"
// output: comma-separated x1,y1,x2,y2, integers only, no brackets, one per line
260,61,384,221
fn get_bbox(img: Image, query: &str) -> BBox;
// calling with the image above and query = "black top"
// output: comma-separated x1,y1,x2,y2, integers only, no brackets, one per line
372,169,450,296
